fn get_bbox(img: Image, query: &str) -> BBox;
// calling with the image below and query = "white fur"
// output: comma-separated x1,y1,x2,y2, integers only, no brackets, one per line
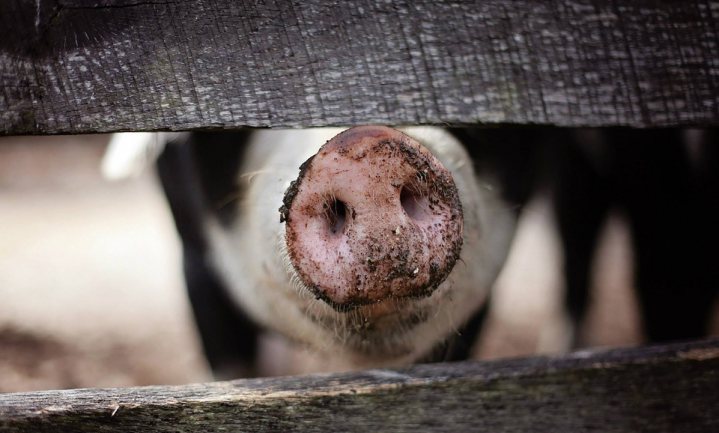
101,132,178,180
204,127,517,368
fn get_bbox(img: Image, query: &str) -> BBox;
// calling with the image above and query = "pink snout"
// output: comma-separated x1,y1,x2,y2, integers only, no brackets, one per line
280,126,463,310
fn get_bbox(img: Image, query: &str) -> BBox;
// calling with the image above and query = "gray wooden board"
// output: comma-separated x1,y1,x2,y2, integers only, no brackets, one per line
0,338,718,432
1,0,719,135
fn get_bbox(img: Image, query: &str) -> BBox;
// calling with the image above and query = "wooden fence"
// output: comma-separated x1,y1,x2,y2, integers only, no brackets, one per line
0,1,717,431
1,339,718,432
2,0,719,134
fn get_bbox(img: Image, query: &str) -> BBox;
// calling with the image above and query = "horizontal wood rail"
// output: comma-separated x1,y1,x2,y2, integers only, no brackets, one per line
1,338,717,432
2,0,718,135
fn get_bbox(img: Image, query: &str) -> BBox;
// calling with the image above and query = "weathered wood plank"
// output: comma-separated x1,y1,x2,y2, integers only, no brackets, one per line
1,339,717,432
1,0,718,135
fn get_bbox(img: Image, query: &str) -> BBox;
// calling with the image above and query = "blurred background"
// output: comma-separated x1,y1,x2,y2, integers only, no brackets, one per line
0,134,716,393
0,135,208,392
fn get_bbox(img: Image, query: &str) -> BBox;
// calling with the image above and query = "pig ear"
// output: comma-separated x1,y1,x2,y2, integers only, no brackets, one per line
101,132,169,180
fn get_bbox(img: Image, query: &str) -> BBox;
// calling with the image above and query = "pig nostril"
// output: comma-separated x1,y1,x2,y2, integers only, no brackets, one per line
325,198,347,235
400,187,429,221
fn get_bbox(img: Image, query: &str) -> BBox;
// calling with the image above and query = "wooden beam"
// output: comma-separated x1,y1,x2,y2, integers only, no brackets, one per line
1,0,718,135
1,338,717,432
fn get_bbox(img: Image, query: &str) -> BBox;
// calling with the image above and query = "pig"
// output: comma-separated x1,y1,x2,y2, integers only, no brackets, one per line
148,126,540,378
107,126,716,378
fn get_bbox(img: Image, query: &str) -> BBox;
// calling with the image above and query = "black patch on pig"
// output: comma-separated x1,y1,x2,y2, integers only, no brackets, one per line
448,126,550,212
420,298,490,363
190,131,252,226
157,132,260,377
157,135,209,252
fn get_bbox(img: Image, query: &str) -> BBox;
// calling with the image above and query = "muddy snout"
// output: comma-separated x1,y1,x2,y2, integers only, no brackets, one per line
280,126,463,310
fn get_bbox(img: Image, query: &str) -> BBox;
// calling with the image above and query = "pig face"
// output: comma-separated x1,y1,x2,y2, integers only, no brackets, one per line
202,126,517,367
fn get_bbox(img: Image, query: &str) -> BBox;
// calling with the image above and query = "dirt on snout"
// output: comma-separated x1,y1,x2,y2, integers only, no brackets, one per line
282,127,463,309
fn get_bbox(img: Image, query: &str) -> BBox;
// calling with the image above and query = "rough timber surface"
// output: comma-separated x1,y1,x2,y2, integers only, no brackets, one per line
0,339,718,433
1,0,719,135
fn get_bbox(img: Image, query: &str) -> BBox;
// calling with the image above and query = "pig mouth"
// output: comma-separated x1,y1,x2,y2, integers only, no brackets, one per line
306,279,444,314
305,295,437,357
278,247,449,354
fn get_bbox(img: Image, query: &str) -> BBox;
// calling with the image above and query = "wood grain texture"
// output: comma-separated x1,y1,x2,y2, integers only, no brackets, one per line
1,0,718,135
1,338,718,432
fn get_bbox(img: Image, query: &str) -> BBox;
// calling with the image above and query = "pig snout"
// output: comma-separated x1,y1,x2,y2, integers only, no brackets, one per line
279,126,464,310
